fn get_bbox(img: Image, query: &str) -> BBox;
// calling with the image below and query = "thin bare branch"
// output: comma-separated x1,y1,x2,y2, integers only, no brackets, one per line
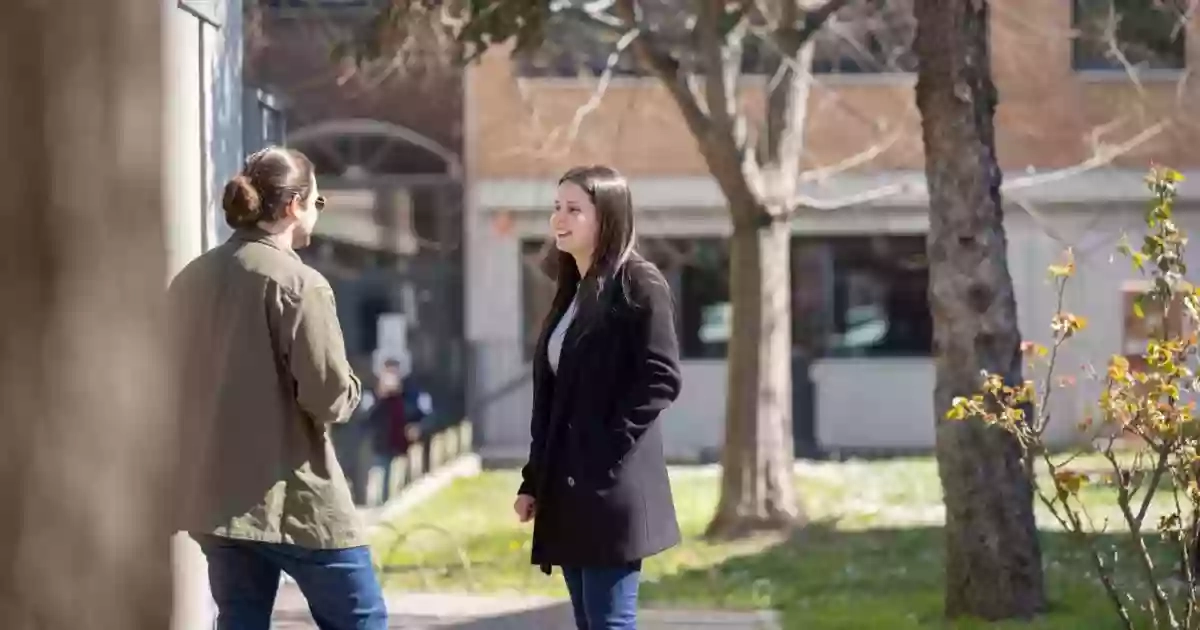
1007,197,1114,255
792,180,915,211
1004,120,1168,192
697,0,737,131
614,0,712,138
796,111,1161,213
1099,4,1149,96
794,0,855,45
1136,448,1171,530
798,129,903,182
561,28,641,144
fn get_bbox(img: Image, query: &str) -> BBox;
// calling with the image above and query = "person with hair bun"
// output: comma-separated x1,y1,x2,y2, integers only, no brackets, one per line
169,146,387,629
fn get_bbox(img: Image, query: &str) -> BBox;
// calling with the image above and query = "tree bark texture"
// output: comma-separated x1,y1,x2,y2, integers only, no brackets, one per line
707,213,800,538
912,0,1047,620
621,0,815,539
700,24,815,541
0,2,174,629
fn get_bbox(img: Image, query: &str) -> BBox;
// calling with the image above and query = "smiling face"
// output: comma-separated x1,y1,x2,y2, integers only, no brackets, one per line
551,180,599,265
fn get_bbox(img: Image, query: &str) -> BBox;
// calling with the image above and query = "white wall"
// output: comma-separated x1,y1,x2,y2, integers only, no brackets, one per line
164,0,243,277
164,6,206,276
165,1,243,628
466,173,1200,461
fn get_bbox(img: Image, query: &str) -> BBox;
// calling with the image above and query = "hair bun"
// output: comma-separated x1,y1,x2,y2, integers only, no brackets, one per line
222,174,263,228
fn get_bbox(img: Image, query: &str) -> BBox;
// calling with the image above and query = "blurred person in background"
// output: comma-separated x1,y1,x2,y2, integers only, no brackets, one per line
170,146,387,629
368,357,433,502
514,165,683,630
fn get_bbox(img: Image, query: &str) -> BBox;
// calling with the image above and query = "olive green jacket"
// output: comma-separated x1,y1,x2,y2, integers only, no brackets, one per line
169,228,364,549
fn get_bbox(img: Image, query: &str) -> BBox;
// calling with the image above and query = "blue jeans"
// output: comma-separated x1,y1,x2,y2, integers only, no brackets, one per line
561,561,642,630
197,535,388,630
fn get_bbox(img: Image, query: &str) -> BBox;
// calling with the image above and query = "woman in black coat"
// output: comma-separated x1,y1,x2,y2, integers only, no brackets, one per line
513,165,683,629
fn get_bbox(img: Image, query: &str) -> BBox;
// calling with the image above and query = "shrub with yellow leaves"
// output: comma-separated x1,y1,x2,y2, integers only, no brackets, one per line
948,167,1199,630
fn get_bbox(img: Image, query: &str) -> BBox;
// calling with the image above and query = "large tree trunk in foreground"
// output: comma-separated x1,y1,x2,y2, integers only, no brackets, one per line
913,0,1047,620
0,2,174,629
707,214,801,538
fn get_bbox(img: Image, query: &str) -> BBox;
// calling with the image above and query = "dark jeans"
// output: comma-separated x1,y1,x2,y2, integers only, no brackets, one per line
197,535,388,630
561,561,642,630
374,453,395,503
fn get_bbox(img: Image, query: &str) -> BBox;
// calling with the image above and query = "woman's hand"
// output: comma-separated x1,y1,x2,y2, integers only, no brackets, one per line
513,494,536,523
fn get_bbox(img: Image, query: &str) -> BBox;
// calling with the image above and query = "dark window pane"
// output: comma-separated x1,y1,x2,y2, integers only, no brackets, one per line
811,0,918,74
513,14,646,78
793,235,931,358
517,234,931,362
671,239,730,359
1073,0,1187,70
517,0,916,78
520,240,557,360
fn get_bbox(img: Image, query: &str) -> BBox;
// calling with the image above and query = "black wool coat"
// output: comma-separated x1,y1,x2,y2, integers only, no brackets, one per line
518,259,683,572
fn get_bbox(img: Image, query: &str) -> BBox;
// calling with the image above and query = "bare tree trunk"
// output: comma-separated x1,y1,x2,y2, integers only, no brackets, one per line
703,17,815,541
913,0,1046,619
707,212,800,538
0,2,174,629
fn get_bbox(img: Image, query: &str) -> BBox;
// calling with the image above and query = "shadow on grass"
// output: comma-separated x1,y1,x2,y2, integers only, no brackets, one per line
641,522,1182,630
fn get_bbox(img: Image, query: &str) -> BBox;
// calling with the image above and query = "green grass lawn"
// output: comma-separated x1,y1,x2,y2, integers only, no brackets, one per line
372,457,1181,629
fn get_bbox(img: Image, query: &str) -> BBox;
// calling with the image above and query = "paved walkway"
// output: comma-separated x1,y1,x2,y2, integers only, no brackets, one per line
270,583,780,629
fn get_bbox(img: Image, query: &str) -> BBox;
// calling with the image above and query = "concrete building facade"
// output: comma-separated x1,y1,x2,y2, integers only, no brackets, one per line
166,1,248,627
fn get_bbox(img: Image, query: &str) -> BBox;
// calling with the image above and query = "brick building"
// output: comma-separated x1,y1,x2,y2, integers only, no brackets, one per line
464,1,1200,461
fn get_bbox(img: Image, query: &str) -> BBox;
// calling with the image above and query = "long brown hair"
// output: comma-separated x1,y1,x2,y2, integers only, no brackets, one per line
542,165,658,331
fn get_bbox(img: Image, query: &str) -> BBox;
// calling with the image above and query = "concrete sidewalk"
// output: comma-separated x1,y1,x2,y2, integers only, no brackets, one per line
271,582,781,629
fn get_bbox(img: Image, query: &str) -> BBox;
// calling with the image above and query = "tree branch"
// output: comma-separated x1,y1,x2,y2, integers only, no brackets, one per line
697,0,738,131
559,2,626,35
792,180,917,211
561,27,641,144
794,0,854,45
1004,120,1167,192
798,129,904,182
614,0,712,138
793,110,1163,215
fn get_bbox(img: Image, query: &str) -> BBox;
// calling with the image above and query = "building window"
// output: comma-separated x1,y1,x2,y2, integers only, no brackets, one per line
518,235,931,362
262,105,285,146
520,241,558,360
646,235,931,360
244,88,287,156
1073,0,1188,71
643,238,730,359
516,0,915,78
514,15,645,78
812,0,918,74
793,236,930,358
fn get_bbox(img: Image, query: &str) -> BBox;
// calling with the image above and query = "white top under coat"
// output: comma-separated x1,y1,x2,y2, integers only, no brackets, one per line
547,296,578,374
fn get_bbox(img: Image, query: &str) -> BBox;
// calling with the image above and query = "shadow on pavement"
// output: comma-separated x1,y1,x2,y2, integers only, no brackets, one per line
272,595,778,629
271,585,576,629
